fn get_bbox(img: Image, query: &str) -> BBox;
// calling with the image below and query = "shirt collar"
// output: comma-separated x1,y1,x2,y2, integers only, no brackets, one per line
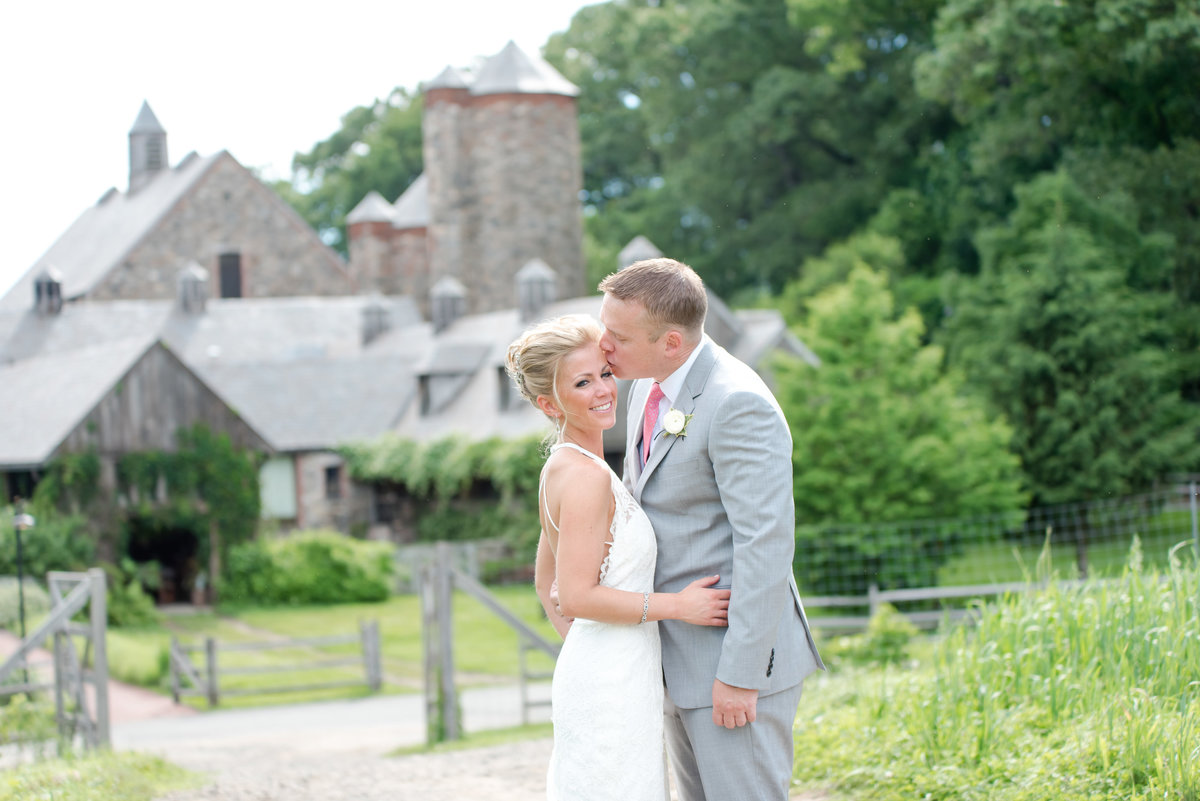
658,337,708,406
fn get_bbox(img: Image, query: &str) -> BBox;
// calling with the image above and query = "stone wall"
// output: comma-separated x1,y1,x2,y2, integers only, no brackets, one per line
294,450,372,534
89,154,355,301
467,94,585,313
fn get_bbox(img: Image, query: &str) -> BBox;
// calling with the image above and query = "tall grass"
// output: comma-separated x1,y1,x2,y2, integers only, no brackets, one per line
793,538,1200,801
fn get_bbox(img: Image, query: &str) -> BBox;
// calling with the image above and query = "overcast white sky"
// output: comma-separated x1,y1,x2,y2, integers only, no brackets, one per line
0,0,596,298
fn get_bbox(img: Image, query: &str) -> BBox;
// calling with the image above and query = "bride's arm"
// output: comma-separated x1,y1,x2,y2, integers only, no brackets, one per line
553,457,729,626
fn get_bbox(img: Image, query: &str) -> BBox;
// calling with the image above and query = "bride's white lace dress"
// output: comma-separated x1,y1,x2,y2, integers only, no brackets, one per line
545,443,666,801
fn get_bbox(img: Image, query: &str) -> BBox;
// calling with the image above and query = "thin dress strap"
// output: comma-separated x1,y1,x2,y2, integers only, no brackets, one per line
551,441,609,466
541,443,610,533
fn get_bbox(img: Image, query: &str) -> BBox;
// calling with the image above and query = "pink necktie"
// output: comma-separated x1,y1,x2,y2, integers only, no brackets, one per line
642,382,665,464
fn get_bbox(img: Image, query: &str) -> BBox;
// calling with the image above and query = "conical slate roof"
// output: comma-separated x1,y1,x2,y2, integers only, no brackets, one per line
470,40,579,97
346,190,395,224
129,101,166,134
426,65,473,90
391,174,429,229
516,258,557,280
619,235,664,269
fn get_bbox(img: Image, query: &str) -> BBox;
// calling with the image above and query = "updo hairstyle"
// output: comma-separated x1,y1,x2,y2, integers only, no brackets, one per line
505,314,604,428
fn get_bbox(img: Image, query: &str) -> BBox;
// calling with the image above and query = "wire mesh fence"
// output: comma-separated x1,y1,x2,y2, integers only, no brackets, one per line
795,481,1199,626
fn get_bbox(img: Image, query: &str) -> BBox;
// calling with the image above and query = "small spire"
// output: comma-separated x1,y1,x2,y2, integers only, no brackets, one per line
129,100,166,134
128,100,168,192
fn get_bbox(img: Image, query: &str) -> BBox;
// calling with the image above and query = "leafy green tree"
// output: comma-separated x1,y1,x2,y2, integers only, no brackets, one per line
274,89,425,254
945,171,1200,510
911,0,1200,278
777,261,1025,592
547,0,953,297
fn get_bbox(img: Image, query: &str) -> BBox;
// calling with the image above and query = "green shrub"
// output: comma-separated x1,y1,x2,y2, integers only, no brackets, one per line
222,529,394,605
101,562,162,628
0,507,95,578
0,577,51,631
818,602,920,668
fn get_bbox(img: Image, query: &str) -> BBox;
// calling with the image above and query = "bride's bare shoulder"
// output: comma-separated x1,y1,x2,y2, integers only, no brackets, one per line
544,448,610,497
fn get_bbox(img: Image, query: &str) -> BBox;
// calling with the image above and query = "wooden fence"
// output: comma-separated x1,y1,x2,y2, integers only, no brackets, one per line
0,569,110,752
169,620,382,707
420,541,560,743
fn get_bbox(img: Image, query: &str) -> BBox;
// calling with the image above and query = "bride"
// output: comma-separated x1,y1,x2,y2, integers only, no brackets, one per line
505,314,730,801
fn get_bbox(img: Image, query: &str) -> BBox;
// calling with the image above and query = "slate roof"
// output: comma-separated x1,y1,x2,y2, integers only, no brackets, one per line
426,65,472,90
430,40,579,98
0,151,223,310
0,336,157,468
346,190,394,225
197,355,419,453
0,295,421,369
0,295,425,460
391,174,430,229
129,101,165,134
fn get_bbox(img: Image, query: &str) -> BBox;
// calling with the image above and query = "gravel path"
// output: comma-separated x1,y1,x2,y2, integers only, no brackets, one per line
153,736,555,801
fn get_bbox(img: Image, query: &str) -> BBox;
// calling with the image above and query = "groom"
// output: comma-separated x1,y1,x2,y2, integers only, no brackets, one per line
598,258,824,801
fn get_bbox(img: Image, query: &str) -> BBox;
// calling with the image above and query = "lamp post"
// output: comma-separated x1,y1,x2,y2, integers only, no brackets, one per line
12,498,35,641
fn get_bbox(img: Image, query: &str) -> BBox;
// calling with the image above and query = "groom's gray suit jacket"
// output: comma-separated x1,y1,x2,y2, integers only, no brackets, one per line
624,339,824,709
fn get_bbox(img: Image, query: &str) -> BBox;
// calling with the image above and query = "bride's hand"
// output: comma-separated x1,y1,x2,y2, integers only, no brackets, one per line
675,575,730,627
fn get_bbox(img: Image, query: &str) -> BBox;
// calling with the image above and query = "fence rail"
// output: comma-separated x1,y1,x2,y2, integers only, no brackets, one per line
169,620,382,707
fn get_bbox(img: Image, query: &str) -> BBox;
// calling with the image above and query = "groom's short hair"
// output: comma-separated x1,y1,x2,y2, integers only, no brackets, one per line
599,258,707,342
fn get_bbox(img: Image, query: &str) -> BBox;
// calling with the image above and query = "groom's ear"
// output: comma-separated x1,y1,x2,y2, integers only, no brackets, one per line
662,329,684,356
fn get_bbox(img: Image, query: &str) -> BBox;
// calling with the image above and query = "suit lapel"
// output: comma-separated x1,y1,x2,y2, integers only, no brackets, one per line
634,342,719,497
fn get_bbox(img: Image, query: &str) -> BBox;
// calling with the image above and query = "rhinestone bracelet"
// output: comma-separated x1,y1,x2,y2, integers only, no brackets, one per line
640,591,650,624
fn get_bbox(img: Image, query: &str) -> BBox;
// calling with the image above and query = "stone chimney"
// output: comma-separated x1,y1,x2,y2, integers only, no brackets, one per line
177,262,209,314
129,101,168,193
361,296,391,345
34,267,64,315
516,258,558,323
430,276,467,333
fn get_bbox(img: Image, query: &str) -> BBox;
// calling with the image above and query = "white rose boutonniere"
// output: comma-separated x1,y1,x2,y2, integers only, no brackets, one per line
660,408,693,439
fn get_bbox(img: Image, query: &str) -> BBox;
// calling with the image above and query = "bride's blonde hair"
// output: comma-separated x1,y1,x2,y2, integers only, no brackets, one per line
505,314,604,442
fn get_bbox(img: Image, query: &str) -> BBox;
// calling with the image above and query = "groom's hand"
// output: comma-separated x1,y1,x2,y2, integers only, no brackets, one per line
712,679,757,728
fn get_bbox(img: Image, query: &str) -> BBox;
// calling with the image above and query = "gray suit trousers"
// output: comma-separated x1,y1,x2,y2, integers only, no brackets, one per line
663,681,804,801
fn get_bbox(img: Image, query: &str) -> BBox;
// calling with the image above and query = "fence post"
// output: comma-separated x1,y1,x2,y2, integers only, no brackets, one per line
419,562,439,743
518,635,530,726
1191,482,1198,617
205,637,219,708
361,620,382,693
53,630,67,752
88,568,110,748
435,541,460,741
868,583,881,618
169,637,181,703
1190,481,1198,565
